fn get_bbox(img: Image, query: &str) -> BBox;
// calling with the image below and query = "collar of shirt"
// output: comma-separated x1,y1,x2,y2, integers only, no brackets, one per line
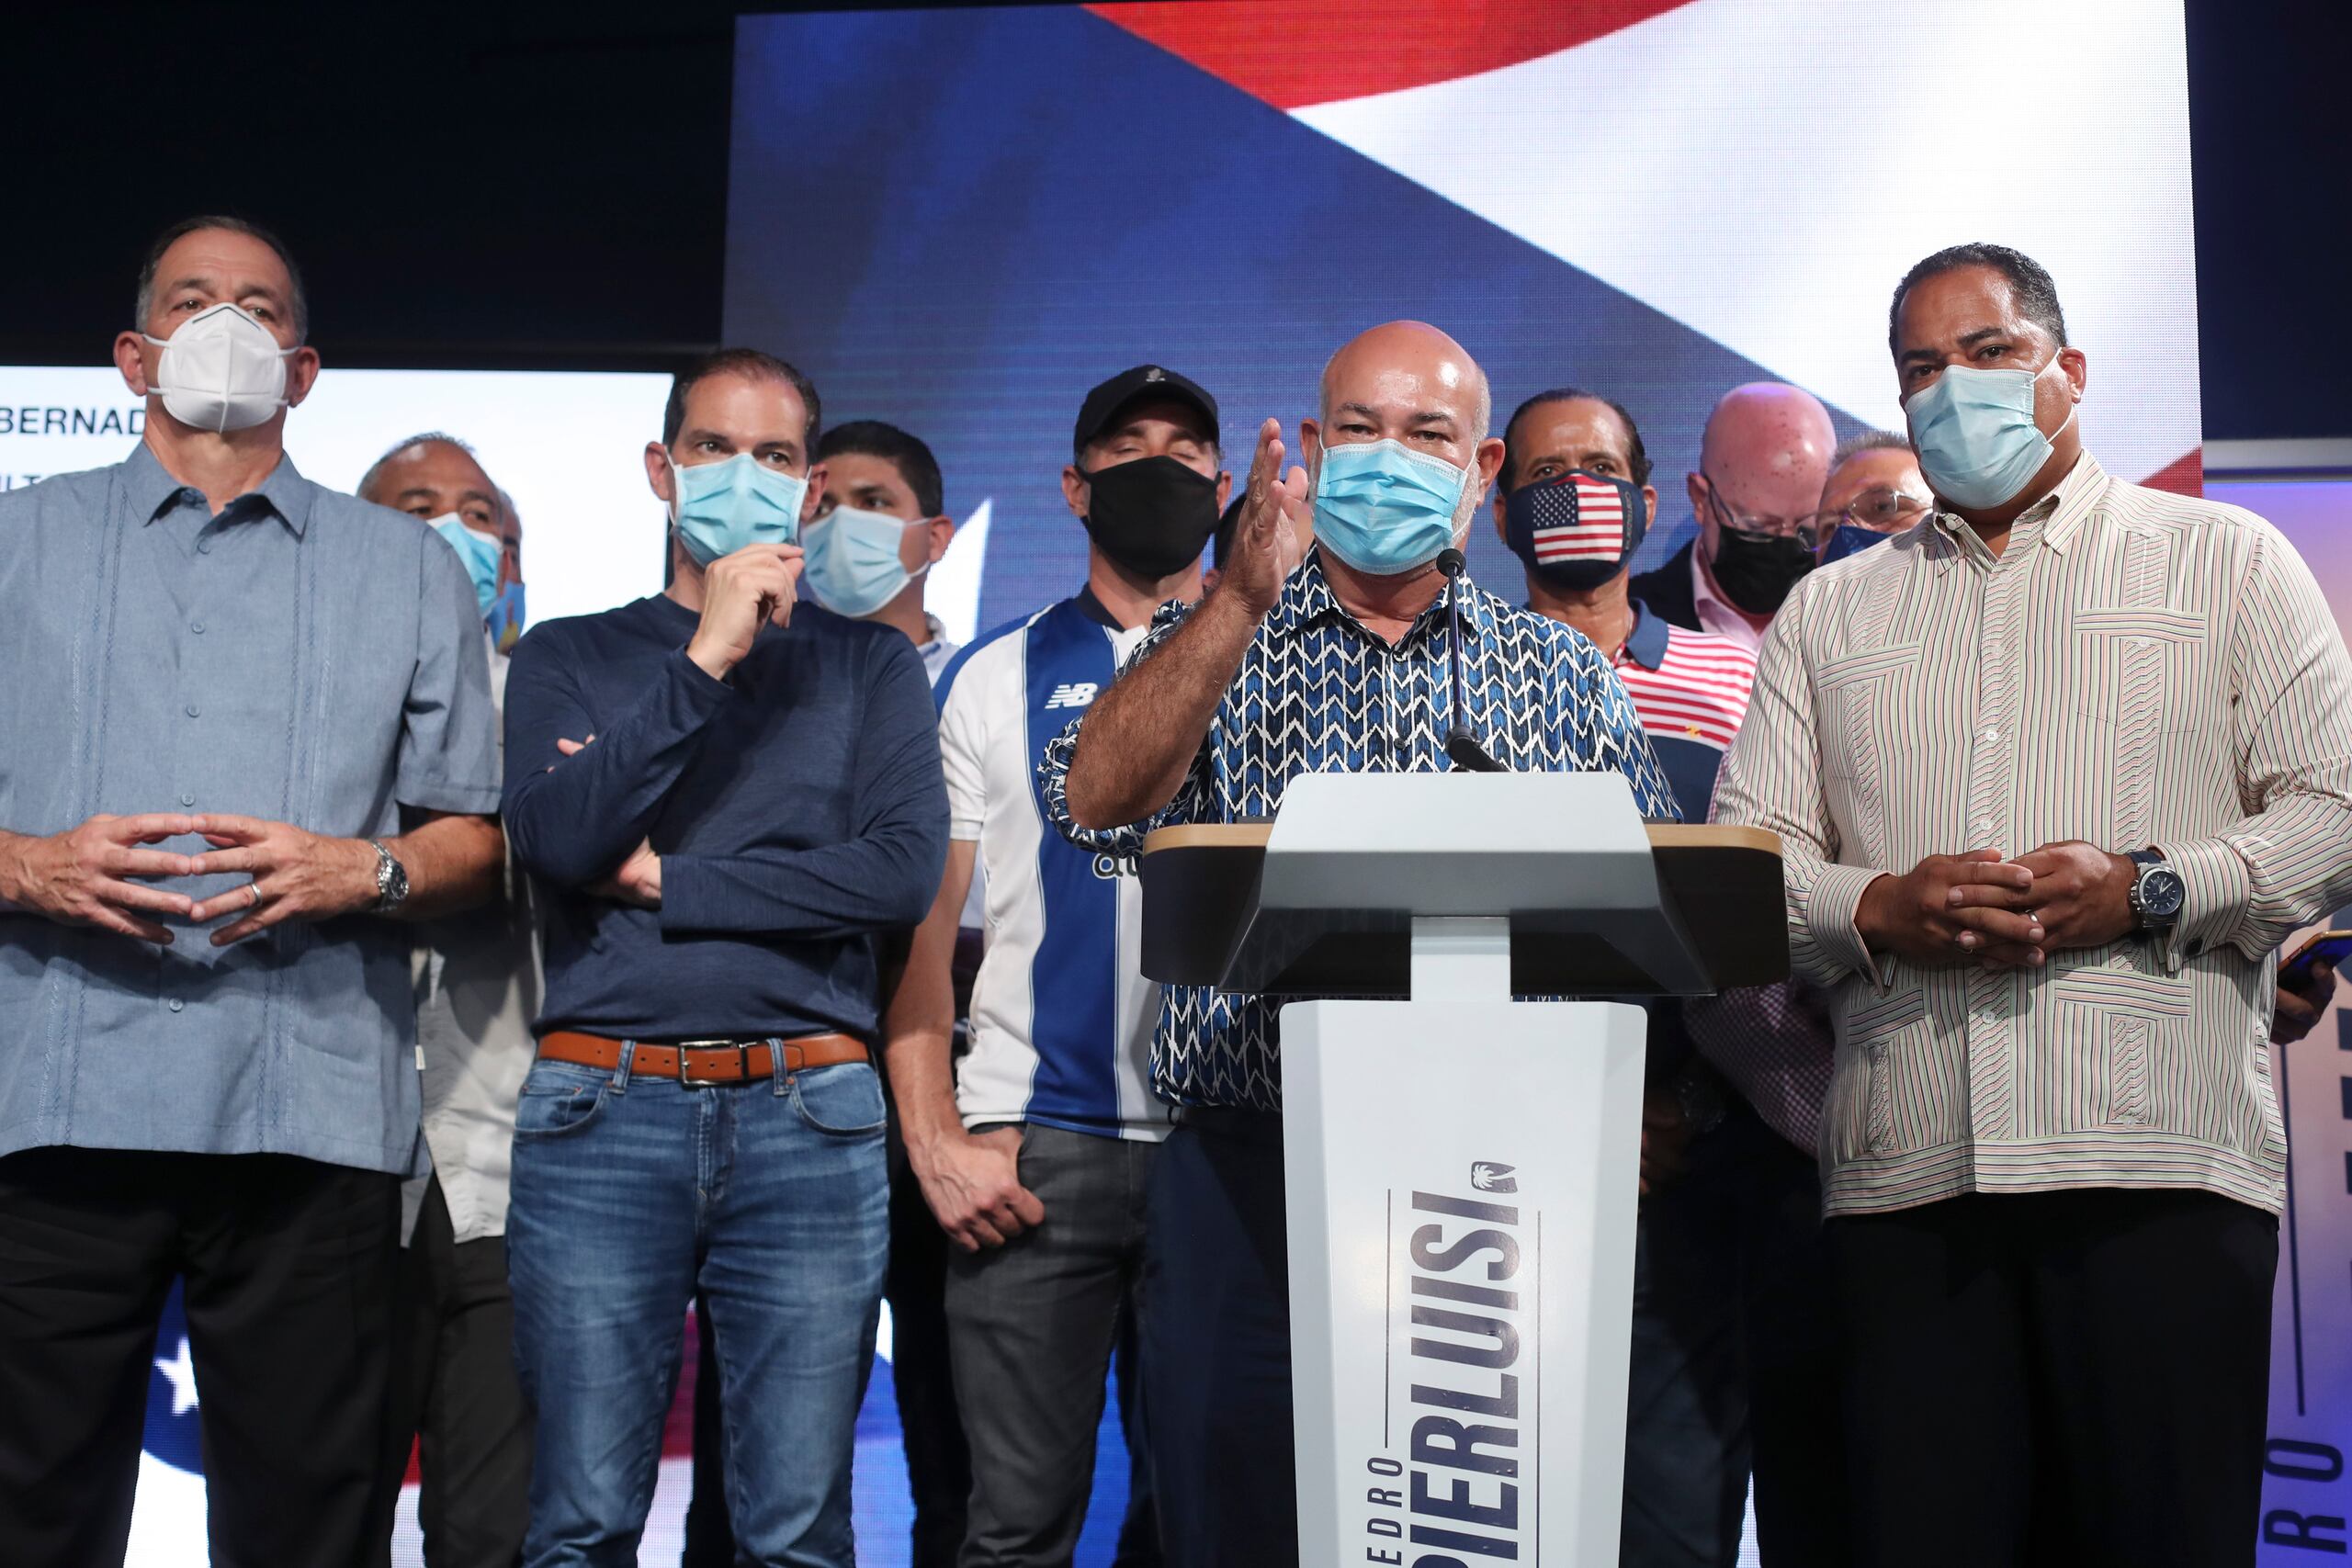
125,440,314,537
1616,598,1671,671
1687,540,1763,652
1263,545,1479,655
1928,449,2106,571
1074,583,1124,629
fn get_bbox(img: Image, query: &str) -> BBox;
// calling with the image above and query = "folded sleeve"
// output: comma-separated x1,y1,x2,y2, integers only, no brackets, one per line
2154,520,2352,967
502,637,731,889
1711,585,1891,991
659,634,949,938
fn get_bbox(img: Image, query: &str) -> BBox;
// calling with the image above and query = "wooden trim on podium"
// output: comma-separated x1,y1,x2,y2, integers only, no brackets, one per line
1138,818,1789,993
1142,821,1783,856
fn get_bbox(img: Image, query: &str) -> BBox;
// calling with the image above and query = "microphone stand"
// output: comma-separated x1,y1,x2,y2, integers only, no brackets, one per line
1436,548,1504,773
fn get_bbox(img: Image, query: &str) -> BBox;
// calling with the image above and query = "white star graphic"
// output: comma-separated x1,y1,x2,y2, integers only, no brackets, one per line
154,1336,198,1416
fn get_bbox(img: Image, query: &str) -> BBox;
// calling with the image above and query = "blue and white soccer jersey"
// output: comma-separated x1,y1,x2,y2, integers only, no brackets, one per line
934,596,1170,1142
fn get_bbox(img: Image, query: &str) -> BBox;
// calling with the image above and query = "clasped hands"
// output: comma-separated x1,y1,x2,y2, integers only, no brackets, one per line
0,810,380,947
1856,840,2140,971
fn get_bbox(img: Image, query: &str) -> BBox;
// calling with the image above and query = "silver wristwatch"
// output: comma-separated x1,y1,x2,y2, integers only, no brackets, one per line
369,839,410,914
2125,849,2184,933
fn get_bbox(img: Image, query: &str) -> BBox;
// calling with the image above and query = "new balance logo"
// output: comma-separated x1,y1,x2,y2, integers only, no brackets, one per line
1045,682,1100,709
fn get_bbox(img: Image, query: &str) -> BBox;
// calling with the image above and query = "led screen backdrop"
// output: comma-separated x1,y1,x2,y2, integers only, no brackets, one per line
723,0,2201,635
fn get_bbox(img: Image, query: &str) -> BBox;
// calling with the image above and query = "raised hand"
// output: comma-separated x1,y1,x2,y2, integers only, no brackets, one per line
686,541,806,680
183,814,380,946
1220,417,1310,616
0,813,199,943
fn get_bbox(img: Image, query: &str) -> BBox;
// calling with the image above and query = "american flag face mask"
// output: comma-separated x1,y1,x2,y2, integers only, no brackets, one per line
1503,468,1647,589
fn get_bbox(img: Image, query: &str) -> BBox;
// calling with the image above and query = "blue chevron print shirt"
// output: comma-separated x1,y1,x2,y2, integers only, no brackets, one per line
1040,548,1679,1111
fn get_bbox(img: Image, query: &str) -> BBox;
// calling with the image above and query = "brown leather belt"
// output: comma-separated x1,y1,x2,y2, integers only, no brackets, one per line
537,1030,867,1086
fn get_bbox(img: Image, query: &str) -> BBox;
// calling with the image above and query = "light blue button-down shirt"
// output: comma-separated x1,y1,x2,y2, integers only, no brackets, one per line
0,444,501,1173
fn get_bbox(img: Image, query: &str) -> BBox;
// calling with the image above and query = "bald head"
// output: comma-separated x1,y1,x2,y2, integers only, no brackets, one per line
1318,321,1491,441
1693,382,1837,533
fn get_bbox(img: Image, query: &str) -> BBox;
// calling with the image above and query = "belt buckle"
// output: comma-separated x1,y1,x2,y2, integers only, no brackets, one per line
675,1041,752,1089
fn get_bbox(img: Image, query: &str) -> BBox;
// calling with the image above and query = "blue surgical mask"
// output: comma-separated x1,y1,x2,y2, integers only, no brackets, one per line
429,513,503,618
1312,438,1469,576
1904,361,2074,511
486,580,526,652
672,451,808,566
1818,523,1894,567
804,505,925,618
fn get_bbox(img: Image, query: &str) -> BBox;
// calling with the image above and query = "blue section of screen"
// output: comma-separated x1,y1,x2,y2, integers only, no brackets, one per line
724,6,1862,630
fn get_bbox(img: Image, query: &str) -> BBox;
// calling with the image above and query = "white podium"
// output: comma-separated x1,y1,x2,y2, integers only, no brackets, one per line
1139,773,1785,1567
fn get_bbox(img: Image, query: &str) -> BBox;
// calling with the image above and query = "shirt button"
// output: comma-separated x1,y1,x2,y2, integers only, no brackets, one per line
190,622,205,635
1977,1003,2003,1023
178,792,195,807
1979,727,1999,744
197,541,211,555
185,704,200,718
166,998,184,1013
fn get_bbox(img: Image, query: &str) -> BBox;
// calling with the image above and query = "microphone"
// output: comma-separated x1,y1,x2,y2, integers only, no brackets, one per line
1436,548,1504,773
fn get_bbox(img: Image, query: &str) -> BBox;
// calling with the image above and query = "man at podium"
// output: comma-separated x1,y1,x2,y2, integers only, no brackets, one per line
1044,321,1679,1568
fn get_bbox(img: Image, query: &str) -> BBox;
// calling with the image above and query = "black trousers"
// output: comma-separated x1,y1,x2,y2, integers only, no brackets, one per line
1623,1100,1849,1568
1724,1108,1848,1568
1139,1111,1295,1568
371,1174,533,1568
1829,1188,2278,1568
0,1145,398,1568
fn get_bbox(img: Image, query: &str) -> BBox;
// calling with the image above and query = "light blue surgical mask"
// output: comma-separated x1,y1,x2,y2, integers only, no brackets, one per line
1904,361,2075,511
804,505,926,618
672,451,808,566
429,513,503,618
1311,438,1469,576
486,580,526,653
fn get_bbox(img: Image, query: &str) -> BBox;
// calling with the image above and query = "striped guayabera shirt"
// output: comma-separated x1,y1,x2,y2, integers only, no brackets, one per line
1713,451,2352,1217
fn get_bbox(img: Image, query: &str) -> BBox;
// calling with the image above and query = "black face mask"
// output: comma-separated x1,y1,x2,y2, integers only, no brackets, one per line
1707,525,1815,615
1080,456,1219,581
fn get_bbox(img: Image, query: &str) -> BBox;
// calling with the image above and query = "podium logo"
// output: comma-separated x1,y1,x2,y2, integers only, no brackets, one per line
1359,1183,1532,1563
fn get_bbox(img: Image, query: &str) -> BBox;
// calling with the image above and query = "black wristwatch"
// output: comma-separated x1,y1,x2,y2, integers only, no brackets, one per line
369,839,410,914
2125,849,2184,933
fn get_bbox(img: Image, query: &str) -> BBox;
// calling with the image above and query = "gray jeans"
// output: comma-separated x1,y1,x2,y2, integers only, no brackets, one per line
944,1122,1158,1568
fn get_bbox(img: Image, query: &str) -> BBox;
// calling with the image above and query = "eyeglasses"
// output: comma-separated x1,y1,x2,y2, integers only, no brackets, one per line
1818,486,1933,540
1699,471,1814,542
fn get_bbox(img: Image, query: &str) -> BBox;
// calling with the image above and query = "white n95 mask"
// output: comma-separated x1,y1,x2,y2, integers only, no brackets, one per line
142,303,298,434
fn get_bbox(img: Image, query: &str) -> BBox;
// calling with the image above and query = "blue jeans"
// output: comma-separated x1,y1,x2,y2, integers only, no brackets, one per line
506,1047,889,1568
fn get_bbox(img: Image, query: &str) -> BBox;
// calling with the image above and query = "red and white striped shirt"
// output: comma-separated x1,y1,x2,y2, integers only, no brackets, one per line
1611,610,1757,756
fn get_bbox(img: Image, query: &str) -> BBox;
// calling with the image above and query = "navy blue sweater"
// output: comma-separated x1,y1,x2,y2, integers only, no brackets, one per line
502,592,947,1040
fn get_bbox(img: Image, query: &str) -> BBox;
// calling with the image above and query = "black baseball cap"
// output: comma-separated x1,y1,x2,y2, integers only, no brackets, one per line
1073,365,1220,458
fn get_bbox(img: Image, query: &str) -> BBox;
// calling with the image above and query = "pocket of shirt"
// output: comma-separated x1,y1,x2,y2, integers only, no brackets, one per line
1814,644,1927,780
1826,986,1928,1164
2047,963,2198,1134
2069,609,2211,734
